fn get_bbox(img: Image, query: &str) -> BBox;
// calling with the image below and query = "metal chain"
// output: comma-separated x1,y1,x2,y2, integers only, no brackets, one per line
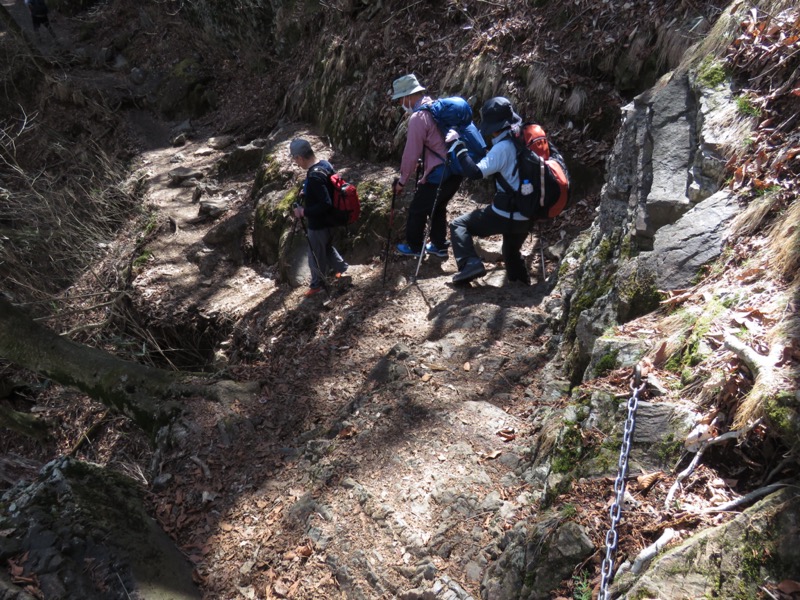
599,366,645,600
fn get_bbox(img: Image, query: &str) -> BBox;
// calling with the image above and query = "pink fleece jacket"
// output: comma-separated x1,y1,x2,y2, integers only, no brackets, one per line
399,97,447,186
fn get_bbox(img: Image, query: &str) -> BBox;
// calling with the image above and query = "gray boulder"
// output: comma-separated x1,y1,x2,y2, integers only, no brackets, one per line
0,458,199,600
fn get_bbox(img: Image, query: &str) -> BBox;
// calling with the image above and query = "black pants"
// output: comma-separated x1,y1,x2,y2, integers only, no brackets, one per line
450,205,532,282
404,175,463,252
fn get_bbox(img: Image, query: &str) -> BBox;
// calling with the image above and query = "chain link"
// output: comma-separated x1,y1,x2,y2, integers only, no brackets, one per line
599,367,645,600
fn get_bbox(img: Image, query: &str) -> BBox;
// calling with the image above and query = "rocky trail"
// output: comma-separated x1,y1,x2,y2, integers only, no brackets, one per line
4,1,798,599
4,2,603,597
129,122,590,598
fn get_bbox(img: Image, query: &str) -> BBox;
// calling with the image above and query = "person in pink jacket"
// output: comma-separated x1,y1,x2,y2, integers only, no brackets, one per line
390,74,463,259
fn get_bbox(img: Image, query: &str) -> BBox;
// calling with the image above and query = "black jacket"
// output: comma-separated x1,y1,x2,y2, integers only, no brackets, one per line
302,161,337,231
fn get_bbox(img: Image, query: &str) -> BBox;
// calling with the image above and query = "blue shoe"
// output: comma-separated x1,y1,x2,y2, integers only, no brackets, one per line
396,243,421,257
425,242,449,258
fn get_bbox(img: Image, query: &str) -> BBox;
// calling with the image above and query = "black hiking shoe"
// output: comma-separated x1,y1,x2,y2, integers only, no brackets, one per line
452,259,486,284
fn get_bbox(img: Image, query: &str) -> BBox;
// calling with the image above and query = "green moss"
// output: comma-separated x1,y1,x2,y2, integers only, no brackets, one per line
618,269,663,321
731,522,793,599
697,57,728,88
619,232,633,260
597,236,614,262
255,186,300,226
735,94,761,117
252,153,289,199
551,423,584,474
665,300,723,373
280,186,301,211
142,211,159,236
565,276,612,340
560,503,578,519
630,588,660,600
721,293,740,308
133,250,152,268
595,350,619,377
764,392,799,441
524,569,536,587
357,179,393,207
653,433,683,466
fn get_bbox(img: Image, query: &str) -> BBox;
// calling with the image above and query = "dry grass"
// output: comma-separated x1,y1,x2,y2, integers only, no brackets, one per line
525,64,557,116
767,200,800,284
563,86,587,118
728,192,783,239
650,306,701,366
681,0,797,74
734,200,800,428
733,311,797,429
0,100,139,308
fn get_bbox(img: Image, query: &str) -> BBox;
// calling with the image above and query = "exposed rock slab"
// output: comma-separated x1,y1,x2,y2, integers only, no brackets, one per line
0,458,199,600
639,189,739,290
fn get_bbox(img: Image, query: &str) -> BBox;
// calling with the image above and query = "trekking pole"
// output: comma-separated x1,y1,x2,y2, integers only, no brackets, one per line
537,221,546,282
383,178,398,287
412,158,450,283
293,203,330,299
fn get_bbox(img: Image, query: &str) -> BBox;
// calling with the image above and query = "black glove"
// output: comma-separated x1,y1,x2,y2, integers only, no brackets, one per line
448,139,468,157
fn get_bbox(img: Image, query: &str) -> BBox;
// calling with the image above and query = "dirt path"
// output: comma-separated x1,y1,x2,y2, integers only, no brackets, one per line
126,122,576,598
4,3,586,593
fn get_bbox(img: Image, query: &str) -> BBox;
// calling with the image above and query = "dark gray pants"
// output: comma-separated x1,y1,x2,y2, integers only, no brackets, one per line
450,205,531,282
307,227,347,289
404,176,463,252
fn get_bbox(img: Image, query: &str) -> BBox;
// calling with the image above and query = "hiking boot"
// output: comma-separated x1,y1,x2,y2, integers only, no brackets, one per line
508,273,531,286
304,286,324,297
396,243,421,257
452,259,487,283
425,242,449,258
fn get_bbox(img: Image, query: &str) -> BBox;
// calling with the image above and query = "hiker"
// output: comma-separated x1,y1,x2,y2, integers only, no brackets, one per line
24,0,56,40
289,138,349,297
390,74,463,259
447,97,532,285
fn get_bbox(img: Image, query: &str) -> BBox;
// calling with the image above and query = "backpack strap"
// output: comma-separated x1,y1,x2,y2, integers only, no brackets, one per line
539,154,546,208
417,104,447,163
495,134,523,197
307,164,336,206
495,172,515,196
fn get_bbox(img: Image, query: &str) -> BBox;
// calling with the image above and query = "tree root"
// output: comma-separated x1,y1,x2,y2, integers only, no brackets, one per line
702,482,788,513
617,527,677,576
664,419,761,511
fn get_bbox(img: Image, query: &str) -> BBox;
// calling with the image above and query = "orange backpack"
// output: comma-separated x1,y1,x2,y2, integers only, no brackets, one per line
520,124,570,219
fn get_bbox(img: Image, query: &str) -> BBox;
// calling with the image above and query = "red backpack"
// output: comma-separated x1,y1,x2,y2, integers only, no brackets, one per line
311,165,361,227
329,173,361,226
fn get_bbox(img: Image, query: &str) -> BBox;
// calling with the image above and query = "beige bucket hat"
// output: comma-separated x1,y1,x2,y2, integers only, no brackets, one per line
391,74,426,100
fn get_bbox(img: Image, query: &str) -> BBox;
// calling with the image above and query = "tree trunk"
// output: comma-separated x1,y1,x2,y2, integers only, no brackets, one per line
0,402,49,438
0,297,191,435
